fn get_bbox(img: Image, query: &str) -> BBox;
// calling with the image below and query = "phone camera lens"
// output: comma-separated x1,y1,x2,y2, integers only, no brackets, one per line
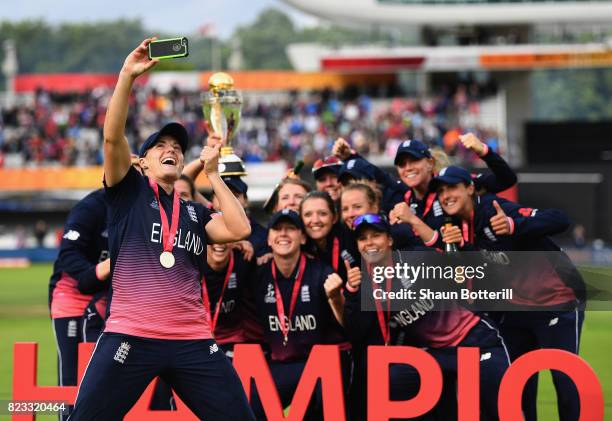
172,43,181,52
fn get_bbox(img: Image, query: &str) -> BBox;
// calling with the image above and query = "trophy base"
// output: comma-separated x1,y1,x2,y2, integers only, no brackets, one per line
218,154,247,177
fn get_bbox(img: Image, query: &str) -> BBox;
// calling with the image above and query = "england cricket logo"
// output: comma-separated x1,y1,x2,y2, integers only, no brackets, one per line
114,342,131,364
186,205,198,223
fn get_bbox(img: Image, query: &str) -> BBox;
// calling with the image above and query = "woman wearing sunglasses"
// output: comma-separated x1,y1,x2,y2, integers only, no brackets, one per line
345,213,511,420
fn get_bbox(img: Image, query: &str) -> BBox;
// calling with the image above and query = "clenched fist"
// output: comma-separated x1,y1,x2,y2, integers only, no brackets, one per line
332,138,353,160
200,144,221,175
459,133,487,157
325,273,344,300
389,202,417,225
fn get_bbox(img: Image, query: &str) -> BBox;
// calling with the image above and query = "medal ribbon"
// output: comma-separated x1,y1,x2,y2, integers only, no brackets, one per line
149,179,180,254
404,190,437,217
461,210,475,244
369,263,392,346
331,237,340,273
202,252,235,332
271,254,307,345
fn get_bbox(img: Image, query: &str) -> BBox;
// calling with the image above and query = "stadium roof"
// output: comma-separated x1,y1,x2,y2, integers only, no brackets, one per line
282,0,612,25
287,42,612,72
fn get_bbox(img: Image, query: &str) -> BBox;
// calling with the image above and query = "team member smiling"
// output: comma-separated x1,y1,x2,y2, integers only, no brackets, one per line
346,213,510,420
431,166,585,421
250,209,345,420
69,38,254,420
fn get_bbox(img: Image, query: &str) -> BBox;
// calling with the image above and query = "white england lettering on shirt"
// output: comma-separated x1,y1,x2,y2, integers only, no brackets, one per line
268,315,317,332
150,224,204,256
392,299,434,326
151,223,162,243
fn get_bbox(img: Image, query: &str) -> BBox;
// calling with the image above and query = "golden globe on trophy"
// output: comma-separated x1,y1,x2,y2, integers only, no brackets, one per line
202,72,246,176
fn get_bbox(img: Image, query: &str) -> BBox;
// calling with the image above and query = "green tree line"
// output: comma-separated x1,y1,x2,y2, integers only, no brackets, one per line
0,8,390,73
1,8,612,120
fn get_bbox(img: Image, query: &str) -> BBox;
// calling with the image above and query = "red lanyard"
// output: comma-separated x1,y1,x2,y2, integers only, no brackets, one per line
461,210,475,244
149,179,180,253
404,190,437,218
331,237,340,272
202,253,235,333
272,254,307,346
369,263,392,346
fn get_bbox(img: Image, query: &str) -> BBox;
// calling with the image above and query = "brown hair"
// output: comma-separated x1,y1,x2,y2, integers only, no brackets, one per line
300,190,336,216
265,177,313,213
341,182,380,210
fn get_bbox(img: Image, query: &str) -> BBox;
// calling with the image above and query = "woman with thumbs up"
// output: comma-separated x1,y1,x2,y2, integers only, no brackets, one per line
429,165,585,421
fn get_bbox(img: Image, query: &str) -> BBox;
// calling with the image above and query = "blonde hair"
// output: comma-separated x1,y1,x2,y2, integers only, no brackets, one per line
430,147,452,174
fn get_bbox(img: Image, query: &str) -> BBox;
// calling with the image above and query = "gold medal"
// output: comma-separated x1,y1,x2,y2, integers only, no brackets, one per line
160,251,175,268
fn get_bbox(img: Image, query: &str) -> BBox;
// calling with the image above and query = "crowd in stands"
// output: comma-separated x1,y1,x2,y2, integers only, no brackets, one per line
0,83,501,168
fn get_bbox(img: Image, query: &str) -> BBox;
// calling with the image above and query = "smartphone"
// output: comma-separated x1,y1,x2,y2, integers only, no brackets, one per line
148,37,189,60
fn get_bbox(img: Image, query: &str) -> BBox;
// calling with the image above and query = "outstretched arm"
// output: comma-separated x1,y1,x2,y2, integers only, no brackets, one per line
104,38,158,187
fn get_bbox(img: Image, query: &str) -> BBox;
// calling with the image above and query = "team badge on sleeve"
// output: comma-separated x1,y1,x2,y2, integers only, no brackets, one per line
63,230,80,241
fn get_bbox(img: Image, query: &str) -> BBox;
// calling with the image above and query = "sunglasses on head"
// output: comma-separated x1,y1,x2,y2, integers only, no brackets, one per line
352,213,384,229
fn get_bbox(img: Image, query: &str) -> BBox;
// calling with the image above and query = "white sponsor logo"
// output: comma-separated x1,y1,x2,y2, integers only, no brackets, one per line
67,320,77,338
301,285,310,302
186,205,198,223
549,317,559,327
402,140,412,148
439,167,448,177
63,230,80,241
101,229,108,238
480,352,491,361
347,159,356,170
113,342,131,364
264,284,276,304
209,343,219,354
227,273,237,289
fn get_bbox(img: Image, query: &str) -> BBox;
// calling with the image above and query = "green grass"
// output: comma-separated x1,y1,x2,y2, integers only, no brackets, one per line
0,264,610,420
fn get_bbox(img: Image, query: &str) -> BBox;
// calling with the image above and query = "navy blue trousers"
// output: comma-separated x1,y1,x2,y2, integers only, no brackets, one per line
68,333,255,420
499,307,584,421
53,316,104,421
350,319,510,421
